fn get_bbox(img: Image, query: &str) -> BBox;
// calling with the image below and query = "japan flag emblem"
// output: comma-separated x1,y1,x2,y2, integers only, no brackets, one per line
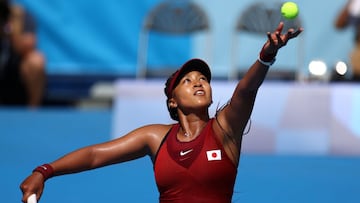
206,150,222,161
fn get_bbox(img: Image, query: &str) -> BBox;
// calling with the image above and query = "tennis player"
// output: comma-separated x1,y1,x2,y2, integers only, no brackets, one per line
20,22,302,203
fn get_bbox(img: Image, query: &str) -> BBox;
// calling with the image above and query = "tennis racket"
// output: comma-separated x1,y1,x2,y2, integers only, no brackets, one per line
27,194,37,203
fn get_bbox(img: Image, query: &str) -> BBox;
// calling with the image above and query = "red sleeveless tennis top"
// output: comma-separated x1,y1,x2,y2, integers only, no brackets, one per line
154,119,237,203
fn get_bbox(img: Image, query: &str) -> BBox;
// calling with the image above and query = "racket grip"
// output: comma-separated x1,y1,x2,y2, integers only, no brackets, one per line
27,194,37,203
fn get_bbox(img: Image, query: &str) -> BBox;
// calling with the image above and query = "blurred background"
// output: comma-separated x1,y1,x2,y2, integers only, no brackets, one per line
1,0,360,202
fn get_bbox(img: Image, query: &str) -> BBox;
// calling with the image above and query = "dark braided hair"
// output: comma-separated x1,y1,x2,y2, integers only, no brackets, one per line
164,72,180,121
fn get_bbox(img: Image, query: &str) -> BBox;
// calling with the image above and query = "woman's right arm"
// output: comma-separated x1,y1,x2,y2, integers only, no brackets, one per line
20,124,169,202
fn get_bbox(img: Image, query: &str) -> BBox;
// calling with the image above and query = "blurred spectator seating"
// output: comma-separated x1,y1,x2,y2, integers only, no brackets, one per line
136,0,211,78
230,1,303,81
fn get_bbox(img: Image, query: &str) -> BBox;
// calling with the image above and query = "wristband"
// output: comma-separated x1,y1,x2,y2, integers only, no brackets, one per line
33,164,54,180
258,44,277,66
258,56,276,66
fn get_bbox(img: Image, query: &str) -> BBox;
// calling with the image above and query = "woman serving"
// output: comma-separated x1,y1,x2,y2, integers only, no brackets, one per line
20,22,302,203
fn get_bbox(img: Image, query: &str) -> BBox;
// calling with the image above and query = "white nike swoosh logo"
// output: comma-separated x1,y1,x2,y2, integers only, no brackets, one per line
180,149,193,156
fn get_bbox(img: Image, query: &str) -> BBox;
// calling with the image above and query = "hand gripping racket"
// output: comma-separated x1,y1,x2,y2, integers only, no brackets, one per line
27,194,37,203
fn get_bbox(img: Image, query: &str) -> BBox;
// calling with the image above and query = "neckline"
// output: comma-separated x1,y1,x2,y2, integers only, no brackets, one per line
175,119,211,143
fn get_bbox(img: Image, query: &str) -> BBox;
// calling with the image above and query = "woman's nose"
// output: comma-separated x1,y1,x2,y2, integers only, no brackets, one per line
194,81,202,87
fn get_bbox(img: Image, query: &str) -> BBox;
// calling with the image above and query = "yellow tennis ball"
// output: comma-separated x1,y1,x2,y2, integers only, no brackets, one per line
281,2,299,19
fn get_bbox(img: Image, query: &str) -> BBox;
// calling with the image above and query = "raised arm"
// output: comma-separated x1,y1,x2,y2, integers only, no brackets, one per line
20,124,169,202
334,1,351,29
215,22,303,143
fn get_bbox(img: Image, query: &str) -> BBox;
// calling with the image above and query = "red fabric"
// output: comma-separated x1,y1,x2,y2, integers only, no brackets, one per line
154,119,237,203
33,164,54,180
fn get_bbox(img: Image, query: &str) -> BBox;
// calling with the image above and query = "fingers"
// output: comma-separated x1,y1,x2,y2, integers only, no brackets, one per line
268,22,303,43
263,23,303,53
275,21,302,42
22,193,32,203
20,184,36,203
276,22,284,33
22,192,40,203
267,31,284,47
291,27,304,38
287,29,295,35
21,189,42,203
275,31,283,45
276,21,303,37
266,32,273,45
20,174,43,203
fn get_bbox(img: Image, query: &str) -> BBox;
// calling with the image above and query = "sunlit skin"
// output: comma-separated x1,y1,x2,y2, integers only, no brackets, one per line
171,71,212,112
168,71,212,142
20,22,303,203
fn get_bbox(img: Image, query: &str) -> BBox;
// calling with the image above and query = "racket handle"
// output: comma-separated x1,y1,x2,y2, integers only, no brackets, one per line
27,194,37,203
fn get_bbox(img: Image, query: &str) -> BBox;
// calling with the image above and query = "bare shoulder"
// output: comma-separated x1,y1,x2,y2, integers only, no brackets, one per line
139,123,173,138
114,123,173,141
135,123,174,156
107,124,172,160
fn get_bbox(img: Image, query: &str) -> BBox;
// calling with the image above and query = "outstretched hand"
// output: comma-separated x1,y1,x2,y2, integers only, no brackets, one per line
262,22,303,56
20,173,44,203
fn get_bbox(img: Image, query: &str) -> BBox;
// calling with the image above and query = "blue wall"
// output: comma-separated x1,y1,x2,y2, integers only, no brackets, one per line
1,108,360,203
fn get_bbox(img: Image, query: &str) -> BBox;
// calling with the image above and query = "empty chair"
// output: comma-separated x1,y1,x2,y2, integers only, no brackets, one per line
136,0,211,78
230,1,303,81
